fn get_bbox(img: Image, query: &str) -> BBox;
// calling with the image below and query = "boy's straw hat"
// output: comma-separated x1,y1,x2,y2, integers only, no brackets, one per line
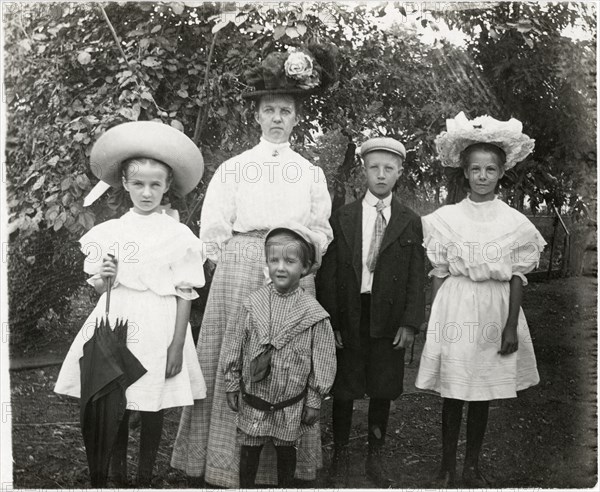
265,222,323,274
89,121,204,196
435,111,535,169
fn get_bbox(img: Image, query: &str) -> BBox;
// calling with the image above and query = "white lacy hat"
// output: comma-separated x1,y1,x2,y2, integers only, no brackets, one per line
435,111,535,169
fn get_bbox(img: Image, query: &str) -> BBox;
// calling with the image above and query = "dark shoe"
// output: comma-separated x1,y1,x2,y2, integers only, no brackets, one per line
462,465,492,488
329,444,350,488
365,446,393,488
136,476,154,488
108,452,128,487
433,469,457,488
187,476,206,488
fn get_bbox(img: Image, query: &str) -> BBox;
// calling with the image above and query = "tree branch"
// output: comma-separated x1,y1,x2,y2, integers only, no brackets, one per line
98,4,132,71
193,31,219,145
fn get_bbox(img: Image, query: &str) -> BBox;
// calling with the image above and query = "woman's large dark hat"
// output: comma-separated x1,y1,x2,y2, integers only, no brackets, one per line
242,43,338,100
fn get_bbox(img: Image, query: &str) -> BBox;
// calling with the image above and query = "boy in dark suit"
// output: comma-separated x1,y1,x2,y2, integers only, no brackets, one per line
317,137,425,488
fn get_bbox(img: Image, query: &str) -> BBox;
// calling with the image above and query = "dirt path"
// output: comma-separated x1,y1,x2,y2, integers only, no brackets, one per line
9,276,597,488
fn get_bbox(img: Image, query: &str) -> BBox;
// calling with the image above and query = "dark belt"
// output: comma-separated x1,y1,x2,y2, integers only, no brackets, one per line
240,380,307,412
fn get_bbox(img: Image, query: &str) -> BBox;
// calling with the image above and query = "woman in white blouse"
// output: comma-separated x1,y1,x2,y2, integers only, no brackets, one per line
171,46,336,488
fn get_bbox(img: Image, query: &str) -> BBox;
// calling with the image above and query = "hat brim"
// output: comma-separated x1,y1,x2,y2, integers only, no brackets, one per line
90,122,204,196
435,113,535,169
242,88,317,100
361,146,406,160
359,138,407,161
265,225,322,275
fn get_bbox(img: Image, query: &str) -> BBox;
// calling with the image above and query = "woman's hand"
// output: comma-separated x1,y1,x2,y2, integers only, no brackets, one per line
301,406,320,425
226,391,239,412
166,342,183,378
499,323,518,355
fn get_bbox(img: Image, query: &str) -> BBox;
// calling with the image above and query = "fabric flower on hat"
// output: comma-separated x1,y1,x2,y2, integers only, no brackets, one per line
242,43,338,99
435,111,535,169
284,50,321,89
284,50,313,78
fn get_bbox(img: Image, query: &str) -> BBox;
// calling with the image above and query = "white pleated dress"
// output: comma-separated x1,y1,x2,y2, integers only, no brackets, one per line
54,210,207,412
415,197,547,401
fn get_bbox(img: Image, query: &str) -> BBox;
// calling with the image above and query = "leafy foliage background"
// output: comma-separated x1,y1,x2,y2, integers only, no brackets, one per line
4,2,596,348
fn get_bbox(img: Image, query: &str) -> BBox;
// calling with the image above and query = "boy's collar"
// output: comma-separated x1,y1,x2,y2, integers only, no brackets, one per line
270,282,301,297
363,189,393,207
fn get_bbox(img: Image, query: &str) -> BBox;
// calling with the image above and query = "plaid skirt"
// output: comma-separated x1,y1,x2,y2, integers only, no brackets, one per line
171,232,321,486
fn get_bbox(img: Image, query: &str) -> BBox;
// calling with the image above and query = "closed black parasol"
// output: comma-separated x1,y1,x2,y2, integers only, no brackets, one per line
79,276,146,487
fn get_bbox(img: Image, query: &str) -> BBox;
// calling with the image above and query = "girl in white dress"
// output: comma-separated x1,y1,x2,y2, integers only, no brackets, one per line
415,113,546,487
54,122,207,487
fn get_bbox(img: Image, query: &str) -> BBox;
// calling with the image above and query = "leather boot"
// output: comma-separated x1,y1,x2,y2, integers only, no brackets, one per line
365,445,392,488
462,465,492,488
329,443,350,488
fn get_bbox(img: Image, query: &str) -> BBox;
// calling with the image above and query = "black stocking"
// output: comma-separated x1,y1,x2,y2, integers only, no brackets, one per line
465,401,490,470
275,445,297,487
239,445,263,489
440,398,464,476
137,410,164,486
332,399,354,446
368,398,391,446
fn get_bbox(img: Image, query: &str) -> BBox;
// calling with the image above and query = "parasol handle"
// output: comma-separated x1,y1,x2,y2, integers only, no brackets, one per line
105,254,115,318
105,277,112,318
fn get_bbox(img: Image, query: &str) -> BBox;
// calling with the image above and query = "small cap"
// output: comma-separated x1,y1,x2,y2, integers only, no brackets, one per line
265,222,323,275
359,137,406,160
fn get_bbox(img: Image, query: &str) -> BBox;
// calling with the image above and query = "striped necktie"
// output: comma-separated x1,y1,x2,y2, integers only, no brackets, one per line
366,199,387,272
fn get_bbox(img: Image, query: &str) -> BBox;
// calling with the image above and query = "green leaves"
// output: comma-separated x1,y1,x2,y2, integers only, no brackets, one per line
141,56,161,67
4,1,594,340
77,51,91,65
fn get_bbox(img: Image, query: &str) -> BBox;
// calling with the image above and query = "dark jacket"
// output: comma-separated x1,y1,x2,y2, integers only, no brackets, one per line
316,196,425,349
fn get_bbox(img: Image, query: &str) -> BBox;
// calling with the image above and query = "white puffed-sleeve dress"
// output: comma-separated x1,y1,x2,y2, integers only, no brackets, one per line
54,210,207,411
415,196,547,401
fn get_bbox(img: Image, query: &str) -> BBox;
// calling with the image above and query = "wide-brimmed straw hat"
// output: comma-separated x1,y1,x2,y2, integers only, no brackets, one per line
435,111,535,169
242,44,337,100
89,121,204,196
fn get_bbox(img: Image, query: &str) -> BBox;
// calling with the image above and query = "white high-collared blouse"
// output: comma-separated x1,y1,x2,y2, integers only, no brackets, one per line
200,137,333,263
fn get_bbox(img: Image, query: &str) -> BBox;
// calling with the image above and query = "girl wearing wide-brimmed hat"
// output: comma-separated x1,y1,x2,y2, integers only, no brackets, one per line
54,121,207,487
415,112,546,487
171,45,337,487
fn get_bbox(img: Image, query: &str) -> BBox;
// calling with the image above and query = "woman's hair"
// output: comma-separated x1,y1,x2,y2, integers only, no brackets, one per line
459,143,507,172
120,157,173,184
264,229,314,269
254,94,303,117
